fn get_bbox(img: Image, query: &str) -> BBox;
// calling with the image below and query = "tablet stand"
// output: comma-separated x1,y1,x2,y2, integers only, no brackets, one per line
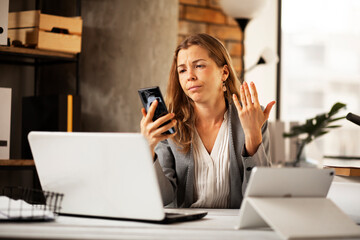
237,197,360,239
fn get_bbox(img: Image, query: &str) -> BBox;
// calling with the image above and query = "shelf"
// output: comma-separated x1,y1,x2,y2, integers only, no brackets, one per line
0,45,80,94
0,46,77,61
0,160,35,167
332,167,360,177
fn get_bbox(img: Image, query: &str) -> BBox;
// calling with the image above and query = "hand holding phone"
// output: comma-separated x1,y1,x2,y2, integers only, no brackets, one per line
138,86,176,135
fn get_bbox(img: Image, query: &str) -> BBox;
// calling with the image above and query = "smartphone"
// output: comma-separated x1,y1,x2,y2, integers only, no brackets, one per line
138,86,176,135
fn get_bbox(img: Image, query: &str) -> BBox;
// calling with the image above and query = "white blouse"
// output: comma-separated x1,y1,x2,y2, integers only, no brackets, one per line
190,111,230,208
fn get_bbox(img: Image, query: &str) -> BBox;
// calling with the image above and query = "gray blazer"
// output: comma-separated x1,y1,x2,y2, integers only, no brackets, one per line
153,102,271,208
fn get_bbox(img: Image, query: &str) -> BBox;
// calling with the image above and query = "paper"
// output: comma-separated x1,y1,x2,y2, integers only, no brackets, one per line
0,196,54,220
323,158,360,168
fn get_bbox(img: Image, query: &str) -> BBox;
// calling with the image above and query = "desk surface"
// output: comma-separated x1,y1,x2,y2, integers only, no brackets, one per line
1,178,360,240
0,209,280,240
1,194,360,240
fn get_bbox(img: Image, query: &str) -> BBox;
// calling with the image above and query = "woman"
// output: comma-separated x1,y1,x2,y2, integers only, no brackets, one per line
140,33,275,208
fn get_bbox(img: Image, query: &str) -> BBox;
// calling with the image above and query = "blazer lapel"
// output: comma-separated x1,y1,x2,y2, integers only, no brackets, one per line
228,102,244,208
182,144,195,207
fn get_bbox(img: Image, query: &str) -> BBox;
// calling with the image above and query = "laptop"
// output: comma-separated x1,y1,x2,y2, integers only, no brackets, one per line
28,131,207,223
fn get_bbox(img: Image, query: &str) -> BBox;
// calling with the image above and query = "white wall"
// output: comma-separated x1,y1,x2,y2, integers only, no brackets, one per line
244,0,278,121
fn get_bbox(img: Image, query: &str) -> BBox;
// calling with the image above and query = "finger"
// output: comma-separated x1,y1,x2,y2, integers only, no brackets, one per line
153,119,177,136
240,84,247,107
153,112,175,129
155,132,177,142
250,82,260,106
140,108,147,129
146,100,158,121
243,82,252,105
141,108,147,118
263,101,276,119
232,94,242,112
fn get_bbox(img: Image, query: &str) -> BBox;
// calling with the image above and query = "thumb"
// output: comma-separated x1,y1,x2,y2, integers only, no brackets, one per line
141,108,147,118
263,101,276,119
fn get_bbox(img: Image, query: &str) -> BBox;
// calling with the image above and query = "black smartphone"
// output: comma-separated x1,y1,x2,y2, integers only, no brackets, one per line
138,86,176,135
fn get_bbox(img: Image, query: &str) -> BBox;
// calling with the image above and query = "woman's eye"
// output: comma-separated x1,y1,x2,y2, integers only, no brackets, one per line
179,69,186,74
196,65,205,69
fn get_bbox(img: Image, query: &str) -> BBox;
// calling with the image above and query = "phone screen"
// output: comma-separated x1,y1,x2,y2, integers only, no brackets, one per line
138,86,175,135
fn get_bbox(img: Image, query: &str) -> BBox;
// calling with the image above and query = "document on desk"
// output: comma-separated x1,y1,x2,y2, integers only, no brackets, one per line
323,156,360,168
0,196,54,221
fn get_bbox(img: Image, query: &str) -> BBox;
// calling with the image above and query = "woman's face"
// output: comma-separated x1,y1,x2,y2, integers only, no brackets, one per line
177,45,228,105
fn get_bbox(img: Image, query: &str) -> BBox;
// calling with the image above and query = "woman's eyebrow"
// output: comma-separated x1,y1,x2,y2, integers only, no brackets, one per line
192,59,206,64
177,59,207,68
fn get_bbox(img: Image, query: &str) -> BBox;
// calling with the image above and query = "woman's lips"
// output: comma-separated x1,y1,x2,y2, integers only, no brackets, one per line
188,86,201,91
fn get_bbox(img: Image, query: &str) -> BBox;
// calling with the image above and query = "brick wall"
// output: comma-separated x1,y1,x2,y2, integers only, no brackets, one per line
178,0,243,74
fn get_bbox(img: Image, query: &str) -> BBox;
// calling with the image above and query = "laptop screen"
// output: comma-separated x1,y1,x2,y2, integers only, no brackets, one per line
29,132,165,221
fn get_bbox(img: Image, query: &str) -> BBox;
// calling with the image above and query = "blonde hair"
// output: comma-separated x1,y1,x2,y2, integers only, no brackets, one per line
166,33,240,153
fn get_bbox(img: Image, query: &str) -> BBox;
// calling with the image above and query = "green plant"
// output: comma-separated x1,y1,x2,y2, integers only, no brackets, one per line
283,102,347,166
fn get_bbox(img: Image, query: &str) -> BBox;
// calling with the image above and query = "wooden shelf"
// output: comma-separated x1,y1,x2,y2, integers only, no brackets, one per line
0,159,35,166
325,166,360,177
0,46,77,60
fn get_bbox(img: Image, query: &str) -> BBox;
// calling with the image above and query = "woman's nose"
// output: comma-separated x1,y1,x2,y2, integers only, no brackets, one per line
187,68,197,81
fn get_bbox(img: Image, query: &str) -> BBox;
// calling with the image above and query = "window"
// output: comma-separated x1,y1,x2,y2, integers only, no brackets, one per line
281,0,360,157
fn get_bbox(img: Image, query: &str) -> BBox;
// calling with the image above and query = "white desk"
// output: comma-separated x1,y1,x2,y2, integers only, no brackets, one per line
1,177,360,240
0,209,280,240
328,176,360,223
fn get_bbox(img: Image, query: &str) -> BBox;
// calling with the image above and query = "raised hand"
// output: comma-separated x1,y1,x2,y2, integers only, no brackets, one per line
232,81,275,156
140,100,177,158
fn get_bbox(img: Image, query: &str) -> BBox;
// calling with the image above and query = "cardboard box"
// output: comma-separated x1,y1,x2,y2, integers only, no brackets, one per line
0,87,11,159
8,10,82,53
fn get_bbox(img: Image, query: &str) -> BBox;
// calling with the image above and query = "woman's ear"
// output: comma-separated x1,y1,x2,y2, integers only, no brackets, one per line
222,65,230,81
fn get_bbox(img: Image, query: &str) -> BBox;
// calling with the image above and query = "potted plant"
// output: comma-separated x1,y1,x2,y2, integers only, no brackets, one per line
283,102,347,166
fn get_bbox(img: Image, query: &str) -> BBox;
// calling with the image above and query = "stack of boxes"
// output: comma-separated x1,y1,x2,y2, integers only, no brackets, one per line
8,10,82,53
